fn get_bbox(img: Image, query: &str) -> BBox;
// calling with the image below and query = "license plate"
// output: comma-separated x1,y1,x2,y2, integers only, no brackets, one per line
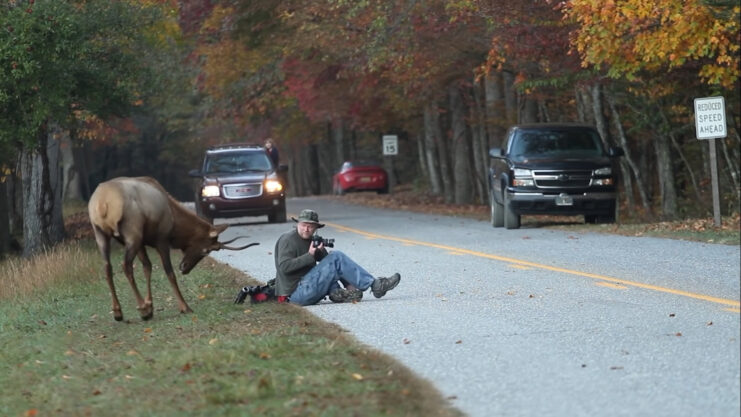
359,177,371,183
555,193,573,206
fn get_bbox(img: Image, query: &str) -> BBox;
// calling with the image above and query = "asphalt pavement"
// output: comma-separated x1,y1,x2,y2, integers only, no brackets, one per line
209,196,740,417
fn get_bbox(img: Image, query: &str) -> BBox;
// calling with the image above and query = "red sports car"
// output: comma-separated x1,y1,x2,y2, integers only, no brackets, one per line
332,161,389,195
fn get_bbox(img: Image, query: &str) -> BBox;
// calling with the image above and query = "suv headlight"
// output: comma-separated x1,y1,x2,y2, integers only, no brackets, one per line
264,179,283,193
512,168,534,187
594,167,611,175
201,185,220,197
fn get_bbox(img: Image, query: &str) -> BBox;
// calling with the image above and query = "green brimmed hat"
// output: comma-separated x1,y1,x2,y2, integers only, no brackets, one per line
291,209,324,228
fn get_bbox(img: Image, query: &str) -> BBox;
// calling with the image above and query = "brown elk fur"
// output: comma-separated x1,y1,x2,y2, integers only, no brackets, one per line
88,176,255,321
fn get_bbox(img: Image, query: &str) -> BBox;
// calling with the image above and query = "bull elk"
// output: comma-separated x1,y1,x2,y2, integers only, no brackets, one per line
88,176,257,321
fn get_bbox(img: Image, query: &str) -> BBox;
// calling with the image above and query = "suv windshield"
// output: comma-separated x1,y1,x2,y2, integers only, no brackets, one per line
204,151,272,174
509,128,605,161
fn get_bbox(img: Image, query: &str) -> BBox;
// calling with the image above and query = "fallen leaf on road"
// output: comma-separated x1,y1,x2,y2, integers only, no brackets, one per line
403,338,411,344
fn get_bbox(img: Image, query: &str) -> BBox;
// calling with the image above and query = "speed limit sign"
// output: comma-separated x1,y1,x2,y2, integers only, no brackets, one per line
382,135,398,156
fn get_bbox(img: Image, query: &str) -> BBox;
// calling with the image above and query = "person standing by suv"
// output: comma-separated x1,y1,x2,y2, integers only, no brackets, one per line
274,209,401,305
264,138,280,166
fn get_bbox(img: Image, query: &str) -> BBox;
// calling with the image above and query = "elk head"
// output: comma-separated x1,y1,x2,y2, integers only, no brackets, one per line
179,224,259,274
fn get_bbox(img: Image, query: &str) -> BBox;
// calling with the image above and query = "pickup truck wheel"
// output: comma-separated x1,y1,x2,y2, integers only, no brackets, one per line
490,193,504,227
503,192,521,229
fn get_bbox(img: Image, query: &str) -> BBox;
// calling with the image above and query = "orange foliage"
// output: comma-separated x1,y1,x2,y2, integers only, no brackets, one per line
565,0,740,87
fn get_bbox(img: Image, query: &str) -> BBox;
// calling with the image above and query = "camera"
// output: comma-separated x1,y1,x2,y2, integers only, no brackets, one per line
311,234,335,248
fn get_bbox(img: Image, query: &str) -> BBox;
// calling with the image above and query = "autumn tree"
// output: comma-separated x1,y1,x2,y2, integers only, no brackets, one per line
0,0,167,256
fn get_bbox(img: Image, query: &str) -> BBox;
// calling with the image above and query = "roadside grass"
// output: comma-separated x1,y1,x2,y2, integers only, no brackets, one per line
0,240,462,417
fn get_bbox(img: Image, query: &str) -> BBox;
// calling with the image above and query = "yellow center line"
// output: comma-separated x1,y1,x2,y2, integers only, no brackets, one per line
325,222,740,310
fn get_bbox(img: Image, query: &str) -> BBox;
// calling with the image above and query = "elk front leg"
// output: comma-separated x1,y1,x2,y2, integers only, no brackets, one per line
157,246,193,314
136,249,154,320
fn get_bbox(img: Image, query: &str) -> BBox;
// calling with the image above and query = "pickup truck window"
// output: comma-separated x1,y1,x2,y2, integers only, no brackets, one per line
509,129,604,161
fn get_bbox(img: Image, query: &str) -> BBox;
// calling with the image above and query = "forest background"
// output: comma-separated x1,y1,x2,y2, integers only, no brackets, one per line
0,0,739,257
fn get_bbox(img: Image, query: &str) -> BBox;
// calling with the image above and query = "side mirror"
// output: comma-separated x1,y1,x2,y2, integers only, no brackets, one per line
489,148,503,158
188,169,202,178
608,147,624,157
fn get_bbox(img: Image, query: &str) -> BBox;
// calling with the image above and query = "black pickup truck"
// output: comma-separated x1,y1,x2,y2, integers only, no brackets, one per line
488,123,624,229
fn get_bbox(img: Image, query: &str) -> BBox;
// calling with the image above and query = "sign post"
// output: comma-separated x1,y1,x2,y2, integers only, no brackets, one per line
693,96,726,227
382,135,398,193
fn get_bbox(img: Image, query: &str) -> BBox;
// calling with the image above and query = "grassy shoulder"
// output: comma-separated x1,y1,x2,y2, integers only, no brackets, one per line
333,187,740,245
0,240,462,417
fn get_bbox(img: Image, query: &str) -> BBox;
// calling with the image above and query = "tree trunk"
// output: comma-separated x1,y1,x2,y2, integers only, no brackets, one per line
60,129,83,201
519,93,538,123
21,124,66,257
720,135,740,210
7,163,22,238
484,71,507,148
502,71,517,125
331,118,345,168
73,139,92,200
0,180,9,257
659,108,704,207
575,85,593,124
606,92,651,211
591,84,610,148
654,133,677,219
423,101,443,195
471,76,488,203
449,82,473,204
416,131,429,183
433,101,454,203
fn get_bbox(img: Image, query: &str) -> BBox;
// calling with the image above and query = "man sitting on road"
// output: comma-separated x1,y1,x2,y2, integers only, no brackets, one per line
274,209,400,305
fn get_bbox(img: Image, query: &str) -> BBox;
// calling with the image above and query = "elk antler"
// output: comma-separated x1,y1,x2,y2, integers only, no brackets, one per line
220,235,250,245
221,242,259,251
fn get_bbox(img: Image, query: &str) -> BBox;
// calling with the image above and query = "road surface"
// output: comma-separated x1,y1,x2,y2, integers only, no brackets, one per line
209,196,740,417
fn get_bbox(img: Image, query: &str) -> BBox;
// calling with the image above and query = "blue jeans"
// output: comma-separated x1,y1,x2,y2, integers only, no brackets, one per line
289,251,375,306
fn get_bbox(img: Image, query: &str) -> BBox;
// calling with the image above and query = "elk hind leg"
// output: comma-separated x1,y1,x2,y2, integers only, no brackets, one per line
94,228,123,321
136,248,154,320
122,242,148,319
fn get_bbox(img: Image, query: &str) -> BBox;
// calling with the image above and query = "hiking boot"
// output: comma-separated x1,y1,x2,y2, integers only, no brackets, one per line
329,288,363,303
371,273,401,298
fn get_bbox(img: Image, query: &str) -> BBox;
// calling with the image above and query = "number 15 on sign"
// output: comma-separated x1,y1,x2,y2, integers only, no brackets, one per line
383,135,398,156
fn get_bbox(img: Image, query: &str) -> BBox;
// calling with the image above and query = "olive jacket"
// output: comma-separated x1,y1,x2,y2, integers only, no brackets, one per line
274,228,327,296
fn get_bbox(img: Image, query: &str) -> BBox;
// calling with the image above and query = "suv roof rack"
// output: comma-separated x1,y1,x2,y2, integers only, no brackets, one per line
207,142,262,151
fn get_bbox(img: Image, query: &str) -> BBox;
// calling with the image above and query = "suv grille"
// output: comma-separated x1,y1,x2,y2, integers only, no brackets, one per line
223,183,263,199
533,170,591,188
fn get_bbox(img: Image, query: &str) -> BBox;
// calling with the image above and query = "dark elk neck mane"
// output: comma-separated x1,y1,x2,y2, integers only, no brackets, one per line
165,195,212,250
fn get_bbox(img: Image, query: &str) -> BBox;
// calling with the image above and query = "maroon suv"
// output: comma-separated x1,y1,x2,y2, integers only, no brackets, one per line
189,143,287,224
